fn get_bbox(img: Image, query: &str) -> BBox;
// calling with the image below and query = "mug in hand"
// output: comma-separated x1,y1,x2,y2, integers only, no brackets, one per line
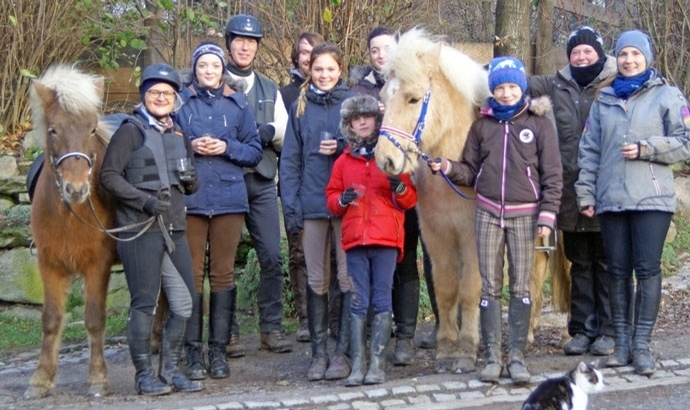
176,158,195,182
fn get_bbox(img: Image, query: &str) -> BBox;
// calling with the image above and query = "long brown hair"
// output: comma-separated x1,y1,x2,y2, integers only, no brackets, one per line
295,43,343,117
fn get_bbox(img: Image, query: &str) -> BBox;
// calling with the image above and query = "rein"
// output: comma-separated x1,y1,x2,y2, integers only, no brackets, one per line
378,89,475,200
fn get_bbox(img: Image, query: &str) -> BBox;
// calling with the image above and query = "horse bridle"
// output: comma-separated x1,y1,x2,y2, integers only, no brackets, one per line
378,89,474,200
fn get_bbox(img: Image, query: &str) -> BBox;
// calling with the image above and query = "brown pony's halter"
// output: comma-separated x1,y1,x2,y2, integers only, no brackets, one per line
378,89,474,200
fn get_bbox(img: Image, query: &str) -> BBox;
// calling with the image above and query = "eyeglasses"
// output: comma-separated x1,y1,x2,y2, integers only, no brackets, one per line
146,89,176,100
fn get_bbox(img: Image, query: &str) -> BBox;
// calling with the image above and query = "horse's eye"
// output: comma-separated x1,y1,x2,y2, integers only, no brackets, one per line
91,128,97,135
48,127,57,136
408,97,420,104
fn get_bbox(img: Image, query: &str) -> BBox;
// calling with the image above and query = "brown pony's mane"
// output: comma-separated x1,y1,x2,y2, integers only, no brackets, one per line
30,64,106,148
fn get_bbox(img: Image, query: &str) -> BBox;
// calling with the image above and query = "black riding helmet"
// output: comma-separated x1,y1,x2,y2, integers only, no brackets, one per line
224,14,263,49
140,63,181,92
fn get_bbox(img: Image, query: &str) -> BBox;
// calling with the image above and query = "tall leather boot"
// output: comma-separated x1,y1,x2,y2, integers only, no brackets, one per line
345,314,367,387
325,292,351,380
393,279,419,365
632,275,661,375
606,278,633,367
159,313,205,392
127,309,171,396
307,285,329,381
208,287,234,379
507,297,531,384
364,312,392,385
184,293,206,380
479,299,503,382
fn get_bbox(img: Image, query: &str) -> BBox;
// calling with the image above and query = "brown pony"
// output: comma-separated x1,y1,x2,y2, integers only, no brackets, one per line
375,29,569,373
25,65,117,398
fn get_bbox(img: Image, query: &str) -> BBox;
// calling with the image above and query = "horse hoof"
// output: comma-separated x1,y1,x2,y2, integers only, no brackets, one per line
24,385,49,400
452,357,476,374
435,358,452,373
88,384,108,397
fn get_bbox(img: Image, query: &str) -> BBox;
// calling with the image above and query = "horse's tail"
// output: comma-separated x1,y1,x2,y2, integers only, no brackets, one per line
549,230,571,313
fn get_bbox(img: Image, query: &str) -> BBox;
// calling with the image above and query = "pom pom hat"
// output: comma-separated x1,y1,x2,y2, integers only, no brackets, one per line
488,56,528,93
615,29,654,65
192,41,226,72
567,26,605,59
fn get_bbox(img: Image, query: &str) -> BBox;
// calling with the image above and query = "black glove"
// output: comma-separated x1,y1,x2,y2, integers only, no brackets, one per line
339,187,358,206
257,124,275,147
181,169,197,191
388,175,405,194
143,197,170,216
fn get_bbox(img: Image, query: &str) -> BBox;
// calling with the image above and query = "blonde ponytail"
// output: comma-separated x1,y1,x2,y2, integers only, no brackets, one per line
295,79,310,117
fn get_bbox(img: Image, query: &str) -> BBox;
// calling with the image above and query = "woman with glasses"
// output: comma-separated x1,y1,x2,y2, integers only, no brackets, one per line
101,63,203,395
175,41,262,380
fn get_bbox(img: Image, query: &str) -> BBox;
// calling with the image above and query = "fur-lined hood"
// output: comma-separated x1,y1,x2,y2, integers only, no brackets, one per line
347,65,375,88
480,95,553,118
179,70,247,94
339,94,383,150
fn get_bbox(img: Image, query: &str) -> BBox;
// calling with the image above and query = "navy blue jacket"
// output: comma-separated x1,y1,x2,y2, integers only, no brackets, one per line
177,80,262,216
279,80,353,234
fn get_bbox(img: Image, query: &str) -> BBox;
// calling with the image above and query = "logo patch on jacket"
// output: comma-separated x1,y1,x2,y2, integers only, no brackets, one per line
519,128,535,143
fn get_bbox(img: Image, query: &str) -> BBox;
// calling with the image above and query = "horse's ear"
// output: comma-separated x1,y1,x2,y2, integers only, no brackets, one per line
93,76,106,102
31,80,56,107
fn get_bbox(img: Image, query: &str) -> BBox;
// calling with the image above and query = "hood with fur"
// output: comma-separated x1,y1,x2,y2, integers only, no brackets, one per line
339,94,383,150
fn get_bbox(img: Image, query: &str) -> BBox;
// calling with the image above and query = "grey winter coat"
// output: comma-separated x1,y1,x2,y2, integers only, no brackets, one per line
576,70,690,214
529,56,618,231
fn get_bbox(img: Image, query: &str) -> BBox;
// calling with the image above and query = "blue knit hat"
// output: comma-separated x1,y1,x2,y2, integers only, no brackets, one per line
615,30,653,65
192,41,226,72
488,56,528,93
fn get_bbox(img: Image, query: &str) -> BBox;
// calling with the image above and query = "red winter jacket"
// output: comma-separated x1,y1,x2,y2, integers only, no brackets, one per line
326,148,417,262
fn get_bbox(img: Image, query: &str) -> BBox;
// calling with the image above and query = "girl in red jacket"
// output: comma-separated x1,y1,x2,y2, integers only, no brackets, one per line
326,94,417,386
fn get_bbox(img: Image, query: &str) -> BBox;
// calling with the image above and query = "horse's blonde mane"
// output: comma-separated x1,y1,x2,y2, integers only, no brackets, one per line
385,28,490,107
30,64,104,148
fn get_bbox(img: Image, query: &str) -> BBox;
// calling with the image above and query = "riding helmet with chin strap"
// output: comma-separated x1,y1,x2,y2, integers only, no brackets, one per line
140,63,181,92
224,14,263,49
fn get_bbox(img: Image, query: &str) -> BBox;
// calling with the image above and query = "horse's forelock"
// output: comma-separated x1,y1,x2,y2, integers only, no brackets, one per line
31,65,103,119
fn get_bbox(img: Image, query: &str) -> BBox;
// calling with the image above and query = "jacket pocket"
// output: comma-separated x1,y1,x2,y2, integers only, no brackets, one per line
526,167,539,200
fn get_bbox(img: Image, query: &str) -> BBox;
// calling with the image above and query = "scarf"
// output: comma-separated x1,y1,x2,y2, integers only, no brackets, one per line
226,62,252,78
137,106,174,132
353,142,377,160
612,69,652,99
373,70,386,88
570,57,606,88
487,96,526,121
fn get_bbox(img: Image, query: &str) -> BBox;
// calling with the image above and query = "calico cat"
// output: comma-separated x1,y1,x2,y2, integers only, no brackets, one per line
521,361,604,410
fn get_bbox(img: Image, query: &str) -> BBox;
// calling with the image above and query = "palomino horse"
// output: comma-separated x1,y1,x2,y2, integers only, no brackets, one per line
25,65,118,398
375,29,569,373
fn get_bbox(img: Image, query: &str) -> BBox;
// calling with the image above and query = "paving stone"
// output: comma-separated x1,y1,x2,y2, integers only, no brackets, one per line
676,357,690,365
216,403,244,410
459,391,485,400
281,398,310,407
650,370,674,379
659,359,679,368
600,368,618,376
407,395,432,404
380,399,407,407
530,375,546,384
468,379,491,389
432,393,457,402
605,376,629,385
441,381,466,390
327,403,352,410
245,401,280,409
673,367,690,376
351,400,380,409
339,392,365,401
193,406,219,410
364,388,388,399
617,365,635,374
313,395,339,404
510,387,531,395
415,384,441,393
391,386,416,396
487,387,508,396
624,373,651,383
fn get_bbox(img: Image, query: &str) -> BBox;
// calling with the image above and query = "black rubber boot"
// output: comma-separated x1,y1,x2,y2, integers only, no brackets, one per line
208,287,234,379
307,285,329,381
632,275,661,375
184,293,206,380
606,278,633,367
325,292,351,380
127,309,171,396
479,299,502,383
364,312,392,385
159,313,205,392
393,278,419,366
345,314,367,387
507,298,531,384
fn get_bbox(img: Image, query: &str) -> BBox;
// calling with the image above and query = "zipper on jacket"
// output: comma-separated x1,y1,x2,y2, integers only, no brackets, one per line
223,114,227,127
526,167,538,200
187,114,193,126
500,122,509,228
648,163,661,196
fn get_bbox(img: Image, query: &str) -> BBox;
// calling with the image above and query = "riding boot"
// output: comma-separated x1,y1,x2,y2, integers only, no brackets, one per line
606,278,633,367
364,312,392,385
632,275,661,375
507,298,531,384
307,285,329,381
393,279,419,365
345,314,367,387
208,287,234,379
159,313,204,392
184,293,206,380
479,299,503,382
127,309,171,396
325,292,351,380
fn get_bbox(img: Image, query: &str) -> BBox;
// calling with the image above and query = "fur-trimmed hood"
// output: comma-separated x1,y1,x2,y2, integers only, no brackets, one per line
480,95,553,118
339,94,383,150
179,70,247,94
348,65,374,87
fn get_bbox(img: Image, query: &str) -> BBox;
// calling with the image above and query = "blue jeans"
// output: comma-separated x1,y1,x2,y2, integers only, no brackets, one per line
347,246,398,317
598,211,672,281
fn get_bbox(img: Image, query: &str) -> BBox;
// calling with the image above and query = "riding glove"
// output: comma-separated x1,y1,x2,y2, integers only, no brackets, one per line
143,197,170,216
339,187,358,207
